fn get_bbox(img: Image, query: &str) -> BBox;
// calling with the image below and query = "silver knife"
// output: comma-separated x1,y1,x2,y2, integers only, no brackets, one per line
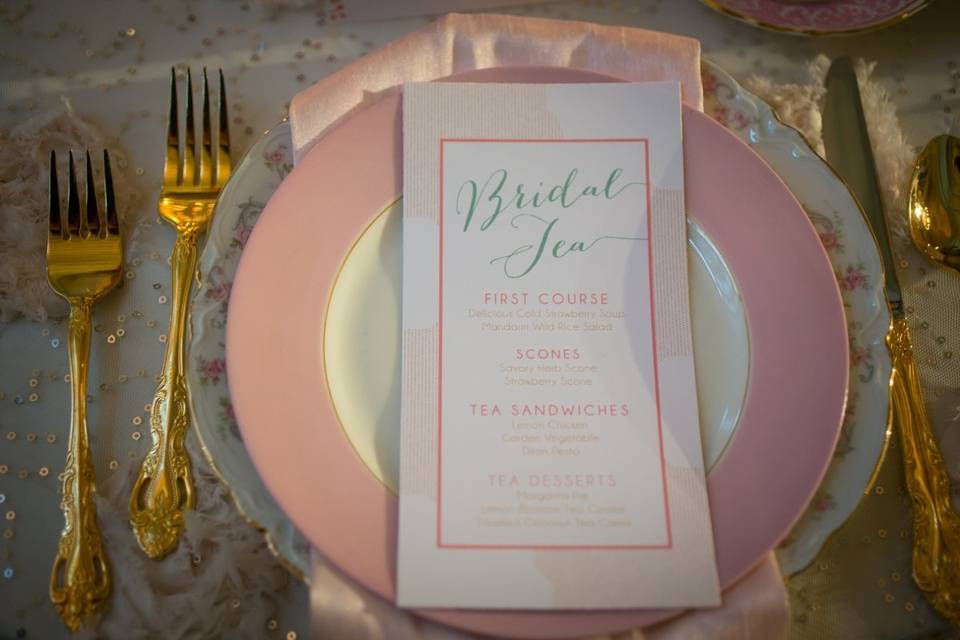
823,56,960,625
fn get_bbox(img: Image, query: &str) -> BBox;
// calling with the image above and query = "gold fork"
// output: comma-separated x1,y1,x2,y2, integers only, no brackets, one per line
47,150,122,630
129,67,231,559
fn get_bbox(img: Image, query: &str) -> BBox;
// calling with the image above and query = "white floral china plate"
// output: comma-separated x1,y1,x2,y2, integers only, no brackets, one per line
187,59,890,580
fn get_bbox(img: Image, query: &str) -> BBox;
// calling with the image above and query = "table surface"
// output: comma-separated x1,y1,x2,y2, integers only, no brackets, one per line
2,1,959,638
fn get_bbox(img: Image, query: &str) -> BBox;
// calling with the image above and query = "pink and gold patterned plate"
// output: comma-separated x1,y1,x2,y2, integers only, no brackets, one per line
226,67,848,638
701,0,930,35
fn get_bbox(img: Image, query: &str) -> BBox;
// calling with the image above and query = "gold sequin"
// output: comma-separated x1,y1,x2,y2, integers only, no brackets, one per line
892,571,901,582
147,320,157,327
28,393,37,402
29,378,38,388
64,374,72,383
286,632,297,640
2,529,12,539
41,328,50,336
4,511,14,521
874,485,885,495
159,334,167,343
107,334,117,344
17,470,28,479
132,432,141,441
877,528,887,538
0,465,6,475
38,467,48,477
884,593,895,603
117,314,126,322
46,434,56,444
109,460,119,470
877,578,887,588
905,601,915,612
133,416,142,426
158,295,168,304
25,433,35,442
267,619,278,630
5,432,14,441
118,374,128,383
31,369,39,377
116,329,126,338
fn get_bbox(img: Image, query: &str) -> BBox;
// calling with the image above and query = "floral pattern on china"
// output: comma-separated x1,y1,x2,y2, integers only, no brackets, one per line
188,61,891,580
704,0,930,34
702,64,890,573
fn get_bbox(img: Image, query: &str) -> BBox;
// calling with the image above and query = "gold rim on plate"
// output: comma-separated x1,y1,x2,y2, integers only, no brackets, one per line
699,0,932,37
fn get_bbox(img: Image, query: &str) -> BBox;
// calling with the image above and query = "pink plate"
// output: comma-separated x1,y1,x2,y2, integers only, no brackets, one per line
227,67,847,638
703,0,930,35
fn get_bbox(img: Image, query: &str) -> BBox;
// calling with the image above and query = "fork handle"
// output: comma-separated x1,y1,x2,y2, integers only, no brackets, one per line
889,317,960,624
50,298,111,630
130,226,201,559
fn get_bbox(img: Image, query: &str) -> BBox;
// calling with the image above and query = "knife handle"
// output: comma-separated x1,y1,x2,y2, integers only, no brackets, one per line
889,317,960,623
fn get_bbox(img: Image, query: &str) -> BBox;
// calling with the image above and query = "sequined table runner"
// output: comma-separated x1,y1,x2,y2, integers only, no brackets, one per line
1,1,959,638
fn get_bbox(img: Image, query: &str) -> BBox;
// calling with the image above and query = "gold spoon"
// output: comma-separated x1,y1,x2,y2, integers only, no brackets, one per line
909,134,960,274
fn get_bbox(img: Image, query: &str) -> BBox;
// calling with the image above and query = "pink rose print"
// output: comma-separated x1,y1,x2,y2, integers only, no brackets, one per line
262,144,293,178
222,399,236,423
812,492,836,513
819,231,840,251
233,224,252,248
198,356,227,383
731,111,750,130
219,397,242,441
713,106,729,127
839,265,868,291
703,72,717,96
205,281,231,302
850,345,871,368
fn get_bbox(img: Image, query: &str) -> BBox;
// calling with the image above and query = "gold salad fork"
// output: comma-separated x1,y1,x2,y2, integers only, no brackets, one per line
130,68,231,559
47,150,122,630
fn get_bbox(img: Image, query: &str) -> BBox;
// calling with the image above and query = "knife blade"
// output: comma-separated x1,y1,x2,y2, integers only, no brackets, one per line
822,56,903,316
823,56,960,625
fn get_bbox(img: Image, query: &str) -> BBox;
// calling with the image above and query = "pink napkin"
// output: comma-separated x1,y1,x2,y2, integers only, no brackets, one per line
290,13,789,640
309,549,789,640
289,13,703,162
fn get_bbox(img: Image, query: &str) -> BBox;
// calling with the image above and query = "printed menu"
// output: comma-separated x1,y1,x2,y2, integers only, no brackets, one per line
397,82,720,609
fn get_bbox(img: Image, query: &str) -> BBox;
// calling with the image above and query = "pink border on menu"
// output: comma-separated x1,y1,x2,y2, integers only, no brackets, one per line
435,137,671,551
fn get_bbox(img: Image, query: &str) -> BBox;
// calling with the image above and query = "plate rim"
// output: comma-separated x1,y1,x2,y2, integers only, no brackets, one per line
699,0,931,36
226,65,848,637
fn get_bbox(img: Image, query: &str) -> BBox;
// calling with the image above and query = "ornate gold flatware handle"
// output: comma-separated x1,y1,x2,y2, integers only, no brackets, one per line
50,299,111,630
889,317,960,624
130,226,201,559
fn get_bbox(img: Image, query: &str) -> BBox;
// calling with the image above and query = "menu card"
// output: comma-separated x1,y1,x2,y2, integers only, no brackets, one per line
397,82,720,609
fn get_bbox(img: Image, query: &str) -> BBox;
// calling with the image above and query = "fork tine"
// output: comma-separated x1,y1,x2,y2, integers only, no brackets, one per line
217,68,232,185
183,68,196,186
103,150,119,236
66,151,80,236
199,68,213,187
164,68,179,187
49,150,62,237
84,150,101,236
